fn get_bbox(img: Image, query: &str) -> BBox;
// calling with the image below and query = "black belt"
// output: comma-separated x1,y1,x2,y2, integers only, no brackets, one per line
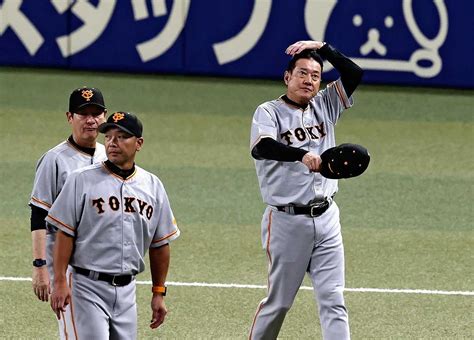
73,267,134,287
276,200,331,217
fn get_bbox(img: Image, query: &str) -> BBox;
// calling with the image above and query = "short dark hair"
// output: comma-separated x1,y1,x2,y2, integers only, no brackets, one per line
286,49,324,73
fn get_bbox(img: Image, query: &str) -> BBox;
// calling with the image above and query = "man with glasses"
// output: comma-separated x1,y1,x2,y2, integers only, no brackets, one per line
29,87,107,339
249,40,363,340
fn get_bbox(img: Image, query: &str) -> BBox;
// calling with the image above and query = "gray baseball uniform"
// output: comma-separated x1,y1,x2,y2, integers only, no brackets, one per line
46,161,180,339
30,139,106,339
249,78,352,339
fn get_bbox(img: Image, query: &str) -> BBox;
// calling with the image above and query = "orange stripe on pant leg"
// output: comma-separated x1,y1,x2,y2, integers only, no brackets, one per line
68,272,79,340
265,210,272,266
248,302,265,340
60,311,68,339
249,210,273,340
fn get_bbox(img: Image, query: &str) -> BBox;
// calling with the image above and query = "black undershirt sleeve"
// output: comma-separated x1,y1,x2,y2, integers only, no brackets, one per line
30,204,48,231
317,43,363,97
251,137,308,162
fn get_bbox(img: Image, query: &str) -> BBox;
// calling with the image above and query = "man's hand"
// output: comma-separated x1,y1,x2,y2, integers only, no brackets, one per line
302,152,322,172
150,294,167,329
286,40,325,56
32,267,50,302
50,279,71,320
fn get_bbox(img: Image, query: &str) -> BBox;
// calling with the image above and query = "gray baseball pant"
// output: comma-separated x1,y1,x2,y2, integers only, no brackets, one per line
249,203,349,340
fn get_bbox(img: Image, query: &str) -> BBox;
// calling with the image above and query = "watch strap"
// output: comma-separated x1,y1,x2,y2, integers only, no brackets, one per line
33,259,47,267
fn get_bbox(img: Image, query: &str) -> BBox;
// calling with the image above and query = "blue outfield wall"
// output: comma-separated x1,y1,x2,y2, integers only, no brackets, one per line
0,0,473,88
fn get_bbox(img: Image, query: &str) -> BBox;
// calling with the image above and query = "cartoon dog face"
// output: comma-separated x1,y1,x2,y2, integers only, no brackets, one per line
305,0,449,78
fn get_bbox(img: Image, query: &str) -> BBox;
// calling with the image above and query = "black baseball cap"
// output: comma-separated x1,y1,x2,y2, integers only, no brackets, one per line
98,112,143,138
319,143,370,179
69,87,106,112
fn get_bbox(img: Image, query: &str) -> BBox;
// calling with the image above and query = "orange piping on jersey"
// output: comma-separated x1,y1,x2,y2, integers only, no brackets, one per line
280,100,305,111
333,80,351,109
250,134,275,151
69,271,79,339
31,196,52,208
66,139,97,158
152,229,179,244
332,81,343,107
101,162,137,181
249,210,273,340
47,214,75,233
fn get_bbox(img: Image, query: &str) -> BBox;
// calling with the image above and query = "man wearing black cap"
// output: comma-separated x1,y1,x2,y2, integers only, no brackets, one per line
48,112,180,339
29,87,107,339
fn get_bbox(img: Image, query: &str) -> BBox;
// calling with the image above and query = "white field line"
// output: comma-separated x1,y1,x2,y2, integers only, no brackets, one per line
1,276,473,296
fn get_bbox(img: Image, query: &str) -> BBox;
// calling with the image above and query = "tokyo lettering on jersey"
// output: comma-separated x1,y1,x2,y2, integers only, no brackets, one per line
46,162,180,275
250,78,353,206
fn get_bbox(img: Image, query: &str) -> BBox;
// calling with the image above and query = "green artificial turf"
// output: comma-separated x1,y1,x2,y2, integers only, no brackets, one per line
1,67,472,339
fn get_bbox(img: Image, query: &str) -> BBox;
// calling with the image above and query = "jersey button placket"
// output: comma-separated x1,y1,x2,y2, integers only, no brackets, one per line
303,108,312,126
121,182,131,273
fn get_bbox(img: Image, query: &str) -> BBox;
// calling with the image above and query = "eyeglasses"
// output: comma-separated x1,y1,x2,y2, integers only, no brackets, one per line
295,69,320,82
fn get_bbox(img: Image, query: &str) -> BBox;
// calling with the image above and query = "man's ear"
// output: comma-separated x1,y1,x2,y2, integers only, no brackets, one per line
66,112,73,123
284,71,290,85
136,137,144,151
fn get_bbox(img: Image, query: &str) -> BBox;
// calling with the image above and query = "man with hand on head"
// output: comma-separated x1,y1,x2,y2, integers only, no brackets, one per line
48,112,180,339
249,40,363,340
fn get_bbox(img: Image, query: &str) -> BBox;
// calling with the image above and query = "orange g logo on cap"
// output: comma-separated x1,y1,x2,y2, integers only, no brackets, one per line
112,112,125,123
99,112,143,138
81,89,94,101
69,87,106,112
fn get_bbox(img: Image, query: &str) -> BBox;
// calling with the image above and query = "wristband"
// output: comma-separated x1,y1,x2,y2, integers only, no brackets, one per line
152,286,167,296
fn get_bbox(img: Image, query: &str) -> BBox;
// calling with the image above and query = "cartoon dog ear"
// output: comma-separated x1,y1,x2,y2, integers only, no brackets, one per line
403,0,448,49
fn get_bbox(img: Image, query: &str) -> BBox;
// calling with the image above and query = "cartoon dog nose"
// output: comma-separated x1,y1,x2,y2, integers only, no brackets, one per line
368,28,380,41
360,28,387,56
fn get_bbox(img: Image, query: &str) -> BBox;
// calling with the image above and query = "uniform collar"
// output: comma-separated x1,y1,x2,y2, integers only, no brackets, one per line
68,135,96,157
104,160,136,180
281,95,309,110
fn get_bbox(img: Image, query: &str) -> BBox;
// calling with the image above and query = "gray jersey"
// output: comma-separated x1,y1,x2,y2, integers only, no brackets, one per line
30,139,106,222
30,139,106,340
45,162,180,275
250,78,353,206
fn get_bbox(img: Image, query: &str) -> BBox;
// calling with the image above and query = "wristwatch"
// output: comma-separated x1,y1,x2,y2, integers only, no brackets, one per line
32,259,47,267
